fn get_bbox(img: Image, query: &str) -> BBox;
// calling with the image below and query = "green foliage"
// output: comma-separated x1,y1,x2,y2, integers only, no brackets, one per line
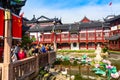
72,60,78,66
109,50,120,54
102,47,108,53
31,37,36,42
74,74,88,80
39,67,47,77
62,60,71,66
57,50,95,53
21,35,33,47
53,59,62,65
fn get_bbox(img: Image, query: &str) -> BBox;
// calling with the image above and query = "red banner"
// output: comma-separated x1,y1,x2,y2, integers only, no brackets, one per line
0,7,4,37
12,13,22,39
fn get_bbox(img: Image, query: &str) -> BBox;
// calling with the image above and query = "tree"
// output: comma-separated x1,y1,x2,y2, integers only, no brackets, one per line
0,0,27,15
21,35,33,47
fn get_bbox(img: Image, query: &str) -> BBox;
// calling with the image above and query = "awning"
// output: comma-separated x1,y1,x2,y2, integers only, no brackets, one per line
105,34,120,40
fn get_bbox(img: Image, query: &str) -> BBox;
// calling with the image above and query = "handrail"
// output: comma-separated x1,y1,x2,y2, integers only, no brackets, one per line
0,51,56,80
11,56,36,80
0,63,3,80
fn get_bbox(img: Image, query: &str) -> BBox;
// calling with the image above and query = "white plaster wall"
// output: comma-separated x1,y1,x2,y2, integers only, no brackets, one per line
30,32,41,41
38,32,41,41
71,43,79,50
30,32,37,38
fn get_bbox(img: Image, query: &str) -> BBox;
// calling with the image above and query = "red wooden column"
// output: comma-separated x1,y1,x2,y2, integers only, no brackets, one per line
95,28,96,49
102,28,104,43
51,33,53,43
78,32,80,49
42,33,44,43
69,32,70,43
86,28,88,49
60,32,62,43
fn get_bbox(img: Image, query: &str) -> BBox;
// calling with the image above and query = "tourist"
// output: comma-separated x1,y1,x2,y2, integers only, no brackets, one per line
18,48,26,60
45,44,49,51
34,45,39,53
27,47,34,57
11,45,17,62
48,44,52,51
11,52,17,62
13,44,20,59
40,44,46,53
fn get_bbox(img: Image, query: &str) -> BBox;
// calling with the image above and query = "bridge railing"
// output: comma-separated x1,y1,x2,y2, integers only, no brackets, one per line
0,51,56,80
12,56,36,80
48,51,56,65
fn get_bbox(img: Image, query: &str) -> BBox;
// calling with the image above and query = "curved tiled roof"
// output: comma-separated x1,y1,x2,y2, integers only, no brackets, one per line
28,24,43,32
28,21,104,32
54,24,70,31
79,21,102,28
105,15,120,22
105,34,120,40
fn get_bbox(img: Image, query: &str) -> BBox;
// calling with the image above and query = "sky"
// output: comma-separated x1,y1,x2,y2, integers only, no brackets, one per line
21,0,120,23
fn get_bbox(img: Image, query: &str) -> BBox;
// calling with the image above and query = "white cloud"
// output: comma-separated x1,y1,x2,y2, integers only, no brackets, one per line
21,3,120,23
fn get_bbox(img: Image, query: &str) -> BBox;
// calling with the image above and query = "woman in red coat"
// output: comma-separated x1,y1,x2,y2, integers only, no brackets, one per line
18,48,26,60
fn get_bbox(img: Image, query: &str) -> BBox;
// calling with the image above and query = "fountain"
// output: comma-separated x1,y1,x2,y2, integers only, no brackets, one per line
94,44,103,63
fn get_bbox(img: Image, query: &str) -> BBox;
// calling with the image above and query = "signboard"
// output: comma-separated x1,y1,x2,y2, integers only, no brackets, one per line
12,13,22,39
111,26,117,31
0,7,4,37
117,25,120,29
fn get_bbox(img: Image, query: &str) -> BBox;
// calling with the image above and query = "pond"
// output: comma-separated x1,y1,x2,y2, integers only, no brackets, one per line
55,53,120,80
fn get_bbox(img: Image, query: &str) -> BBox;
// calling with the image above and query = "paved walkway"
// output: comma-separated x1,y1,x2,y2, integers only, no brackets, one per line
109,53,120,58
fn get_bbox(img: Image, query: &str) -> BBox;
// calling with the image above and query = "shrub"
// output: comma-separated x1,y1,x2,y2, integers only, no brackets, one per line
62,60,71,66
53,59,62,65
102,47,108,53
72,60,78,66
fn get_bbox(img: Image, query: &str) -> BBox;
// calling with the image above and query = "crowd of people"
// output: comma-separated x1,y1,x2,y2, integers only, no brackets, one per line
11,43,54,62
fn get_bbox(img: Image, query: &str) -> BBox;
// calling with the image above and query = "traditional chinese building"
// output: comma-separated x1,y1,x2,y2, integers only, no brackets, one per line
105,15,120,51
26,15,110,50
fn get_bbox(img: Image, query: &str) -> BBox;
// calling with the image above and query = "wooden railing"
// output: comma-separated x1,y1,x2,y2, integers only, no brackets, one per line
0,51,56,80
12,56,36,80
48,51,56,65
0,64,3,80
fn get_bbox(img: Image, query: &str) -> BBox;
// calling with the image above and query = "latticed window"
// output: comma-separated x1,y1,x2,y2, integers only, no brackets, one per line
61,34,69,38
104,32,109,37
80,33,86,38
71,34,78,38
96,32,102,37
88,33,95,37
80,43,86,47
44,35,51,39
88,43,95,47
